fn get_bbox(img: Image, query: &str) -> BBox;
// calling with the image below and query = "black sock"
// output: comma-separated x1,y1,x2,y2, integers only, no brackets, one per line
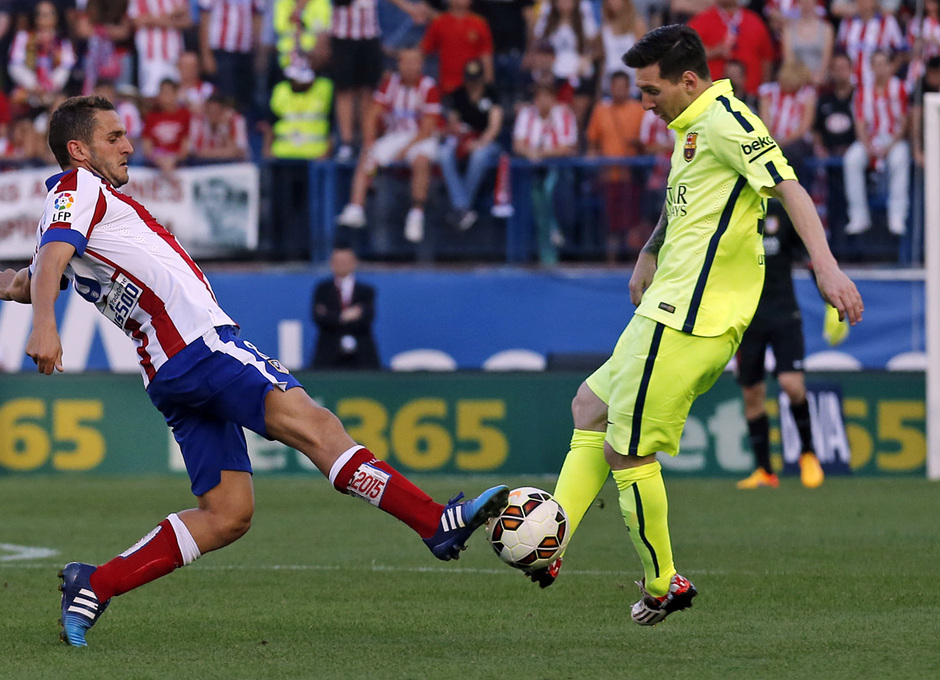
747,414,773,474
791,398,815,455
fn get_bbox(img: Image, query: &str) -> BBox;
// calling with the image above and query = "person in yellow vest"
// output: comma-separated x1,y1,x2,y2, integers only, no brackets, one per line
272,0,332,72
265,61,334,160
260,58,334,257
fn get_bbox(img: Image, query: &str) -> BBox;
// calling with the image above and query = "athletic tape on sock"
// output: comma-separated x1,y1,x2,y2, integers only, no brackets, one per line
167,513,202,565
328,445,365,486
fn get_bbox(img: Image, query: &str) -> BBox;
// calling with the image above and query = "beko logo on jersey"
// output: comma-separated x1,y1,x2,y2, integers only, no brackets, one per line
741,136,776,155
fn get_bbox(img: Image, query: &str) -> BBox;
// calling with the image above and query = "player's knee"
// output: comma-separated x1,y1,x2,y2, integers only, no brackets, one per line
215,507,253,545
572,383,607,430
777,373,806,403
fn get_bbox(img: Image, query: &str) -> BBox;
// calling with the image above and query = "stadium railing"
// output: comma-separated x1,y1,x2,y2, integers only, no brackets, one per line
261,154,924,266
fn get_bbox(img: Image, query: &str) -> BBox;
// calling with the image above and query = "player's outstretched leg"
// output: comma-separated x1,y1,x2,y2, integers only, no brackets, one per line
422,486,511,560
58,562,110,647
525,428,610,588
329,446,508,560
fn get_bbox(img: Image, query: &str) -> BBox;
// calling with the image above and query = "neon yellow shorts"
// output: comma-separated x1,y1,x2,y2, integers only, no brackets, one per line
586,314,739,457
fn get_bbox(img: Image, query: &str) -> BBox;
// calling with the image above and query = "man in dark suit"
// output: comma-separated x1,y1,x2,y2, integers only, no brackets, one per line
311,243,380,369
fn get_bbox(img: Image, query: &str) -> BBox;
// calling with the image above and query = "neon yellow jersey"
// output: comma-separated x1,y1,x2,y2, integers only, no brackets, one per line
636,79,797,340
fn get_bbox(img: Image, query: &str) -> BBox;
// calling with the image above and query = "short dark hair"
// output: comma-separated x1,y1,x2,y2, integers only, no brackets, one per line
623,25,709,82
609,71,632,86
47,95,116,168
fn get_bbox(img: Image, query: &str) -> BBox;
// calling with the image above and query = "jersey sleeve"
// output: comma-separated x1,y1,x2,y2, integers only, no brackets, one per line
40,171,108,257
711,103,797,197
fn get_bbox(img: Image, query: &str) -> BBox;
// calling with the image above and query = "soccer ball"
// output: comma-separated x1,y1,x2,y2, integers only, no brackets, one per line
486,487,568,570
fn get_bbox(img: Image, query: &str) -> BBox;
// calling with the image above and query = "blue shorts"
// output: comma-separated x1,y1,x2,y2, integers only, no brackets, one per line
147,325,303,496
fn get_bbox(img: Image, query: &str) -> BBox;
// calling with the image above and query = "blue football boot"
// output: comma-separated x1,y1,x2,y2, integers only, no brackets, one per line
423,485,510,561
59,562,110,647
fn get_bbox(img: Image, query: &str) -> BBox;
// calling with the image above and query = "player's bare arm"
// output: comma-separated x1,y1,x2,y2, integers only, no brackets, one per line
629,206,667,305
25,241,76,375
0,267,31,303
770,179,864,325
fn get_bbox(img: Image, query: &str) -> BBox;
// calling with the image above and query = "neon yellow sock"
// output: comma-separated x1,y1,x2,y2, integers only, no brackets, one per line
553,430,609,545
613,461,676,597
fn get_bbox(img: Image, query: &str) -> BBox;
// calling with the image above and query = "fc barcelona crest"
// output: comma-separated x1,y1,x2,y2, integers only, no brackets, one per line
684,132,698,162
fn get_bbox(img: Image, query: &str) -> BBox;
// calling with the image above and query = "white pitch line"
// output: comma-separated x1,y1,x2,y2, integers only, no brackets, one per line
0,559,731,578
0,543,59,562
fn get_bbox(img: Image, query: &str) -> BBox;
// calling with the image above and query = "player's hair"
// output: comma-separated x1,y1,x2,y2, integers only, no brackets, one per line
48,95,116,169
623,24,709,82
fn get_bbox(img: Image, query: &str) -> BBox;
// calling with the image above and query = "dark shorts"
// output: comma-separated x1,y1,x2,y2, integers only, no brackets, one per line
331,37,384,91
735,310,806,387
147,326,302,496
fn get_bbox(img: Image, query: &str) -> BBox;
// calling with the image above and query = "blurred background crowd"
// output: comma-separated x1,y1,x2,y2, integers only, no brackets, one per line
0,0,936,265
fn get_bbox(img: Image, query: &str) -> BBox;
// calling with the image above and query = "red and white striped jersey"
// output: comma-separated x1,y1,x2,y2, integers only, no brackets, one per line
190,111,249,155
332,0,380,40
907,15,940,60
198,0,263,53
512,104,578,151
374,73,441,134
757,82,816,142
853,76,908,139
30,168,234,385
8,30,77,93
128,0,189,62
836,13,907,85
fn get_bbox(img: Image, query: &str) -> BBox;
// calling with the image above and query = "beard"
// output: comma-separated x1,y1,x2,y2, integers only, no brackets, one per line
89,152,129,187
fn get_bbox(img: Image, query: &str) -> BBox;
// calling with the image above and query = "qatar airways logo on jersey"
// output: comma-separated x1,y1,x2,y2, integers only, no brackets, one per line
665,184,689,217
52,192,74,223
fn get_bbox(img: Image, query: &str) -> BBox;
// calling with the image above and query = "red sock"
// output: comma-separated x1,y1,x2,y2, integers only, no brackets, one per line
333,449,443,538
90,519,183,601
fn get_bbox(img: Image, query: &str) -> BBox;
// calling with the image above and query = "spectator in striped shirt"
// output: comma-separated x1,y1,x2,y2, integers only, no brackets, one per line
758,59,818,188
74,0,134,95
331,0,422,163
189,93,249,162
835,0,907,86
905,0,940,90
335,46,442,244
843,48,910,236
512,79,577,265
178,50,216,115
7,1,76,113
127,0,192,99
198,0,263,115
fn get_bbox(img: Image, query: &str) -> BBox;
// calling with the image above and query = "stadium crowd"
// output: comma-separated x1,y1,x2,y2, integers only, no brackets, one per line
0,0,936,263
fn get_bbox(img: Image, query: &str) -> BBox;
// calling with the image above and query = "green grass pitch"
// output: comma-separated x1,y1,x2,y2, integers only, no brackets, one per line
1,474,938,679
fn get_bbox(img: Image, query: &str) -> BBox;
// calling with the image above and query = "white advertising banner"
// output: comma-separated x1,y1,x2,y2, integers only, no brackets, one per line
0,163,259,260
